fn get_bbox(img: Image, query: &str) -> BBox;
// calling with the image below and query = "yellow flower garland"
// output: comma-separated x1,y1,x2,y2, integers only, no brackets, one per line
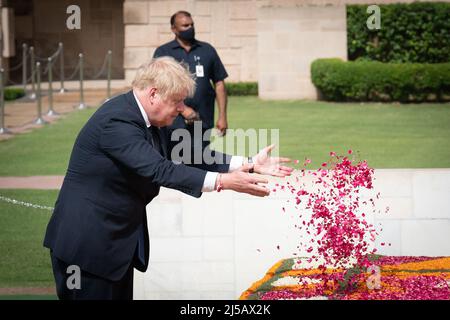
239,256,450,300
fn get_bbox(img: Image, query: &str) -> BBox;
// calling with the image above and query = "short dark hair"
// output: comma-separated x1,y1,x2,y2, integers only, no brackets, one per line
170,11,192,27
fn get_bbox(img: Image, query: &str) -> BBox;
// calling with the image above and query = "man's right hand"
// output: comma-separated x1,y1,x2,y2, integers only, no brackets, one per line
181,106,201,125
217,164,270,197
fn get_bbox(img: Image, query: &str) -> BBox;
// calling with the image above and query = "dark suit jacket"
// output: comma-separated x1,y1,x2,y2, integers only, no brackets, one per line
44,90,230,281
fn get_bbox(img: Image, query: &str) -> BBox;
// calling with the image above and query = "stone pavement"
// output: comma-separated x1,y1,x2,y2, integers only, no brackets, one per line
0,287,56,295
0,176,63,189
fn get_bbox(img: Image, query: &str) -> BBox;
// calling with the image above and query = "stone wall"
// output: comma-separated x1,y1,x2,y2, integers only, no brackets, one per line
123,0,268,83
8,0,124,81
257,5,347,100
123,0,448,100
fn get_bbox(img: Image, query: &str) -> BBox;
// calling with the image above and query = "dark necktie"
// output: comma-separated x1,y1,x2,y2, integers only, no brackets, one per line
149,126,162,155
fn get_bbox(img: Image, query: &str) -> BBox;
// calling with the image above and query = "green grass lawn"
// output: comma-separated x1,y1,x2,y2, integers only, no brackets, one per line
212,97,450,168
0,190,58,288
0,107,97,176
0,97,449,176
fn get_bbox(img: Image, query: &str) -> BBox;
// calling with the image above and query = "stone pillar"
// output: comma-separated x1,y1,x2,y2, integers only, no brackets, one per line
257,5,347,100
0,2,12,81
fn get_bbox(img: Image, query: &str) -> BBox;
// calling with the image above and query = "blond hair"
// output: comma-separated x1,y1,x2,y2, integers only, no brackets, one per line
132,56,196,99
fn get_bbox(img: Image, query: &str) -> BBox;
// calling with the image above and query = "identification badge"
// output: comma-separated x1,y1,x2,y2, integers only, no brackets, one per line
196,65,204,77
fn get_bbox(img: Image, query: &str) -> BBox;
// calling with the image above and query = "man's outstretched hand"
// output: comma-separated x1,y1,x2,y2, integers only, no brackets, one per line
252,144,293,177
218,164,270,197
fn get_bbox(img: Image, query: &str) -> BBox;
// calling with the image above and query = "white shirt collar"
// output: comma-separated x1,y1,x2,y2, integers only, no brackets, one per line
133,90,151,128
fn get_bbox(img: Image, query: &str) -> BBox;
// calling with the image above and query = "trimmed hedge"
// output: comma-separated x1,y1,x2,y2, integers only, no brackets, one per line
225,82,258,96
347,2,450,63
4,88,26,101
311,58,450,102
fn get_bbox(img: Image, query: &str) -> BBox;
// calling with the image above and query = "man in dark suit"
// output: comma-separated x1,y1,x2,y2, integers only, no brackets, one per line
43,57,292,300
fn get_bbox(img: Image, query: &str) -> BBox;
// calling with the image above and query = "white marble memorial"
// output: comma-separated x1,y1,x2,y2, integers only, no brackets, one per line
134,169,450,300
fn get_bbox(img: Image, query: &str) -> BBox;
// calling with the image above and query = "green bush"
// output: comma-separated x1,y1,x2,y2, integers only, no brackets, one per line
311,58,450,102
225,82,258,96
347,2,450,63
4,88,26,101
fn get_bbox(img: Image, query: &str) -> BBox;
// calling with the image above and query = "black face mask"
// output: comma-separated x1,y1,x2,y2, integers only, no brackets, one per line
178,27,195,42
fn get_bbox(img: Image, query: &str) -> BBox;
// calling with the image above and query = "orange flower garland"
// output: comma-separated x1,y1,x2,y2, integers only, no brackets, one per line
239,256,450,300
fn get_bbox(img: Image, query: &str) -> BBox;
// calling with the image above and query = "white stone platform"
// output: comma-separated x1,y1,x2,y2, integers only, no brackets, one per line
134,169,450,300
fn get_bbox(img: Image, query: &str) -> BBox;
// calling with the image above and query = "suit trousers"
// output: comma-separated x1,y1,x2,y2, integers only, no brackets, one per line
50,251,134,300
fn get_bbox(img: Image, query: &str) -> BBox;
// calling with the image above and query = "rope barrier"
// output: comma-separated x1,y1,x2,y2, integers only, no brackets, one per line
22,43,28,91
8,60,25,71
8,46,28,72
65,59,81,81
0,195,54,211
107,50,112,99
7,44,111,84
25,69,37,84
34,44,62,62
41,61,51,76
3,44,113,121
46,57,58,117
6,77,24,86
58,43,67,93
49,45,62,61
77,53,86,109
29,46,36,99
7,68,37,86
52,66,60,78
92,52,109,80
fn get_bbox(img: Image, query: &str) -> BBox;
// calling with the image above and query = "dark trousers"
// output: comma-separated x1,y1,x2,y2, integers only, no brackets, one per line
50,252,134,300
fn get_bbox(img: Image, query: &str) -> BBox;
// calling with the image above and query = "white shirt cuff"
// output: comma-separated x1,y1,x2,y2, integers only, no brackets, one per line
202,172,219,192
229,156,244,172
201,156,245,192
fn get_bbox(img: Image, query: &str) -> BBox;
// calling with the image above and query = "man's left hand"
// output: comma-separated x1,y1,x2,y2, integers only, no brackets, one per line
252,144,293,177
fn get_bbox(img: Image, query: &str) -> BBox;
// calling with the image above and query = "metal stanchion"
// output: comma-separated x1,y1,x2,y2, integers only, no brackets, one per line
78,53,86,109
29,46,36,99
106,50,112,101
46,57,58,116
22,43,28,91
59,42,67,93
33,62,47,125
0,68,12,135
